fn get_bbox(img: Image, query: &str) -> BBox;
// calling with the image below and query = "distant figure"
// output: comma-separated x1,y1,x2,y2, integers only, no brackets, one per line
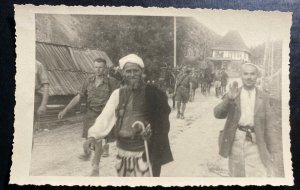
220,68,229,96
214,63,282,177
58,58,119,176
174,66,192,119
198,70,205,95
190,68,199,101
214,69,222,98
203,68,213,95
33,61,49,148
109,66,123,81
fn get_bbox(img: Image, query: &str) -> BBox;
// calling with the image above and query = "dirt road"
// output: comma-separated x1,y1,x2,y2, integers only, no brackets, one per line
161,92,228,177
30,89,229,177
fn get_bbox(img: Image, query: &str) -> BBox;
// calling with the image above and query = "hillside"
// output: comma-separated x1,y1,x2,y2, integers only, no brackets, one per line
250,40,282,72
176,17,221,65
36,15,220,80
36,14,82,47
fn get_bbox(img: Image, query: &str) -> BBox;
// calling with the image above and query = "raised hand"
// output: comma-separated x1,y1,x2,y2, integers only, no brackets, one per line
228,81,239,100
58,110,66,120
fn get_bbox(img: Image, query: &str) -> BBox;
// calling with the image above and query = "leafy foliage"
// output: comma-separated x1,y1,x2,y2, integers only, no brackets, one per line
176,17,221,66
250,41,282,73
36,15,220,80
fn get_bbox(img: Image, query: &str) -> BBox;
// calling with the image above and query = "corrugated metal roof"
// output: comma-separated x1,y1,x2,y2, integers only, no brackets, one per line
36,42,114,96
70,48,113,72
36,42,75,71
46,70,91,96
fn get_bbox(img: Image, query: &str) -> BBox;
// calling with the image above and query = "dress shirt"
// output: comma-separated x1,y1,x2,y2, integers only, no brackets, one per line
238,87,256,127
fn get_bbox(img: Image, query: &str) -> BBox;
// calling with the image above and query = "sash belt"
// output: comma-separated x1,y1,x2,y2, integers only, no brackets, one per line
238,125,255,143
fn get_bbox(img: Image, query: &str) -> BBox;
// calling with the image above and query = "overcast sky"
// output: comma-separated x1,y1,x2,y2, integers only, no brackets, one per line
193,9,291,48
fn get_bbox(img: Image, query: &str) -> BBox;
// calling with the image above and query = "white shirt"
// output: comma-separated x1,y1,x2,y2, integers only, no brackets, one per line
88,89,120,139
238,87,256,127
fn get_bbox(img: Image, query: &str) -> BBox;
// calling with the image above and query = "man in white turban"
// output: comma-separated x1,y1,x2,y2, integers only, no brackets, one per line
118,53,144,70
84,54,173,177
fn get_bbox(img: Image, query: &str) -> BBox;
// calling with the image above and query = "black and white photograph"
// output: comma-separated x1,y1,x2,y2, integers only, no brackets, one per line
11,5,292,186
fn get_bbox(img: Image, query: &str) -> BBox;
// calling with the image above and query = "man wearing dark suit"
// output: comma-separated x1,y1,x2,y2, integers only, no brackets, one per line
214,63,282,177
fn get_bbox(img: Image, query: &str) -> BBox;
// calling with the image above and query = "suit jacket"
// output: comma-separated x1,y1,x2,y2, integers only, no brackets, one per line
214,87,282,167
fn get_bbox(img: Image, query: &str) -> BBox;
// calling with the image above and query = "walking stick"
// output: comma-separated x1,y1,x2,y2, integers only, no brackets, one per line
132,121,153,177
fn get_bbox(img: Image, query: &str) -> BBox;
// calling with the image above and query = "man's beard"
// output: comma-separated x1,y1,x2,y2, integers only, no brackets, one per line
126,77,142,90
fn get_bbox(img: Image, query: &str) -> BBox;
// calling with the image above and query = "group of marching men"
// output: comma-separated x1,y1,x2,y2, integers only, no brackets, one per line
170,65,229,120
34,54,283,177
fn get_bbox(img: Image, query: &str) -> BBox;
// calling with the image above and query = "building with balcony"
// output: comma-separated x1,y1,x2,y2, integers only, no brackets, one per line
207,30,250,77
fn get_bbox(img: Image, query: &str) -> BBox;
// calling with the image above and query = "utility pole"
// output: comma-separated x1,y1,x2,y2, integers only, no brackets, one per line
262,40,268,90
271,40,274,75
174,16,176,68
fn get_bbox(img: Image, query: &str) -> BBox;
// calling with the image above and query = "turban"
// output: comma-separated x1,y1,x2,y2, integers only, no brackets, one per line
119,54,144,70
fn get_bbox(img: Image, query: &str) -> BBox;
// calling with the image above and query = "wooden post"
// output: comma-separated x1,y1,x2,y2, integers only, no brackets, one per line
271,40,274,75
174,16,176,68
268,42,272,76
262,42,267,89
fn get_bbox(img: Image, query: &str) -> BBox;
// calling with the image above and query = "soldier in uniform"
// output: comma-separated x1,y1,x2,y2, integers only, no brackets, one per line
84,54,173,177
214,69,222,98
33,60,49,148
220,68,229,96
58,58,118,176
34,60,50,126
174,66,192,119
190,68,199,102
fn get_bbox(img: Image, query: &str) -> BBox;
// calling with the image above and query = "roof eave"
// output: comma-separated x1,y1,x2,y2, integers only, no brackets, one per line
211,48,251,55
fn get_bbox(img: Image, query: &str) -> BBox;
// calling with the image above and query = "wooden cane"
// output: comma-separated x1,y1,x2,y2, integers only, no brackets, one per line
132,121,153,177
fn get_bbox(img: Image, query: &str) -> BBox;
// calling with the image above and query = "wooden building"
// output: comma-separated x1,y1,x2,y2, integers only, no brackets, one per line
35,42,113,127
207,30,250,77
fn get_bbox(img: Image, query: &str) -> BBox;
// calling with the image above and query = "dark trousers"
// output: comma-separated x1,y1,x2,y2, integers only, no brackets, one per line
82,109,101,138
152,163,162,177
